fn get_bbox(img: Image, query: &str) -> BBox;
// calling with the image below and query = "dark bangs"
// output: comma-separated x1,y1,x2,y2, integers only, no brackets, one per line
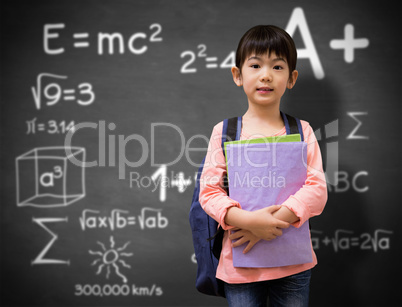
235,25,297,76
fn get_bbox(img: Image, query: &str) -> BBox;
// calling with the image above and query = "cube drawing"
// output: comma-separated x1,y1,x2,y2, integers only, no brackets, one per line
16,146,86,208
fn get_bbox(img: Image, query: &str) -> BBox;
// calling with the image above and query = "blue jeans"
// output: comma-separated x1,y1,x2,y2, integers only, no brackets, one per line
224,269,311,307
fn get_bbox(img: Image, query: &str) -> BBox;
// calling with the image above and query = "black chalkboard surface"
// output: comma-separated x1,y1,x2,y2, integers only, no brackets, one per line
1,0,401,306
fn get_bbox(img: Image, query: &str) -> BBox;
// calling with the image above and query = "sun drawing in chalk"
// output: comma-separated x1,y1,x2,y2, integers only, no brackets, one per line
89,236,133,283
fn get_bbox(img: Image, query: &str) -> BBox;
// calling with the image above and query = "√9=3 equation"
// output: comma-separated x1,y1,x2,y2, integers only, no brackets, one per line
31,73,95,110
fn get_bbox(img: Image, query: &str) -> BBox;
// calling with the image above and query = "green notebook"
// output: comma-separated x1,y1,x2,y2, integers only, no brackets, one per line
224,134,302,166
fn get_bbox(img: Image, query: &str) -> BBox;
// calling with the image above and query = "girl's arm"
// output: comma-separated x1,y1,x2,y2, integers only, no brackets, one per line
272,206,299,224
226,206,292,254
199,123,242,230
225,205,289,241
280,122,328,228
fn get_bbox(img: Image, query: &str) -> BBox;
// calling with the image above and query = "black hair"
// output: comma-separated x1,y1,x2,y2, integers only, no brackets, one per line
235,25,297,79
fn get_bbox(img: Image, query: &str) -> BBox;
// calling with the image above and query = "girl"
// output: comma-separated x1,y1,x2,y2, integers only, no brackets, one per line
199,25,327,307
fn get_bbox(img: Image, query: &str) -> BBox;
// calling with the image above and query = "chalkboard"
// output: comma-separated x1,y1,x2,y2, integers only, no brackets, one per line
1,0,401,306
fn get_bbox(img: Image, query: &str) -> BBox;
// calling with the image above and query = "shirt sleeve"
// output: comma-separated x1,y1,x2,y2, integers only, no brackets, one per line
281,121,328,228
199,122,242,230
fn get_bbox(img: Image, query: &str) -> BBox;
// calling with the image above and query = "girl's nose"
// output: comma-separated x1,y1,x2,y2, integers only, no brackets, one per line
260,69,272,82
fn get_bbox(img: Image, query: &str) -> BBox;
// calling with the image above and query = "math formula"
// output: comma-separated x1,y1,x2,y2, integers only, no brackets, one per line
44,23,163,55
312,229,393,253
32,73,95,110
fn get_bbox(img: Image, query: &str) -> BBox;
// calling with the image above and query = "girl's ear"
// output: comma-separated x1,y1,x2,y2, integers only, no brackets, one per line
231,66,243,87
287,70,298,89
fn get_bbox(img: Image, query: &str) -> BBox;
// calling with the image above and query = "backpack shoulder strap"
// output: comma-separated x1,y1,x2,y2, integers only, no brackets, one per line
280,111,304,141
222,116,242,149
219,116,241,198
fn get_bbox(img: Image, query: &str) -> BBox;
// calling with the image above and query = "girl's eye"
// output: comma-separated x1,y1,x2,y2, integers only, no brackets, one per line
250,64,260,69
273,65,283,70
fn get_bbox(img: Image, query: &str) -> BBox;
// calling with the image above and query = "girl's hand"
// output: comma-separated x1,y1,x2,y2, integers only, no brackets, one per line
247,205,290,240
229,228,261,254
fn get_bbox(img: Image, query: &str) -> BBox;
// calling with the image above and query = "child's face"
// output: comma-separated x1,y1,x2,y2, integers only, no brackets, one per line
231,51,298,108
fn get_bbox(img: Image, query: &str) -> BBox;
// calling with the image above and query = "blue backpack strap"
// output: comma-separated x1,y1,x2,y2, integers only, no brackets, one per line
222,118,229,145
236,116,242,140
281,111,304,141
222,116,242,149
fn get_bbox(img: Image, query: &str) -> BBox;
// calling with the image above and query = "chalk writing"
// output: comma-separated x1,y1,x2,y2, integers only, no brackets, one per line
44,23,163,55
311,229,393,252
330,24,369,63
26,118,76,134
79,208,168,231
74,284,163,297
180,44,235,73
32,217,69,265
31,73,95,110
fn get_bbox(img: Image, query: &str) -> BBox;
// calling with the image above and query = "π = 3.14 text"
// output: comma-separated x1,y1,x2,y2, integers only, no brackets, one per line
26,118,75,134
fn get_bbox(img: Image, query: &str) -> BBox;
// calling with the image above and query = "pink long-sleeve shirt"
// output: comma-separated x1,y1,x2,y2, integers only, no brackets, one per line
199,119,327,284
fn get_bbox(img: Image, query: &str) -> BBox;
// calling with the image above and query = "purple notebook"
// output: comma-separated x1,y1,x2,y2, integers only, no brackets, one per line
224,140,312,268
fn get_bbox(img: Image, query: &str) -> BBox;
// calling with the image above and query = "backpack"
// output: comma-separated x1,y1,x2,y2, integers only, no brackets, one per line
189,112,304,297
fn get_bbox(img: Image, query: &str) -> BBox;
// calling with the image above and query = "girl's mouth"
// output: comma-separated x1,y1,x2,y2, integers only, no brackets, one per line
257,87,273,92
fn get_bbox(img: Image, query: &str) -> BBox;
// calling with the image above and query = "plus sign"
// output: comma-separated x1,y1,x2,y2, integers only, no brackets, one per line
330,24,369,63
172,172,192,193
322,236,331,246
